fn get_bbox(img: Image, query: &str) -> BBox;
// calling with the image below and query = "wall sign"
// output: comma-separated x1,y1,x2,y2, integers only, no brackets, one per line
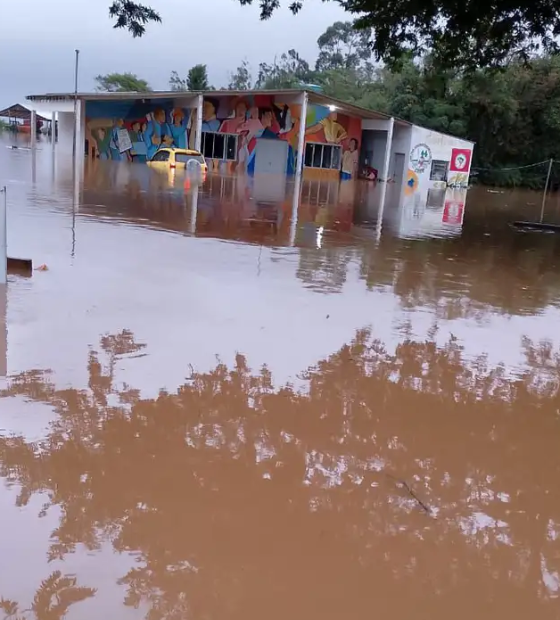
409,143,432,174
442,199,464,225
449,148,471,173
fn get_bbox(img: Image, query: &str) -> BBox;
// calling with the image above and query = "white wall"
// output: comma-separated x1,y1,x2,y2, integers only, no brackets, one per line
409,125,474,198
58,112,74,151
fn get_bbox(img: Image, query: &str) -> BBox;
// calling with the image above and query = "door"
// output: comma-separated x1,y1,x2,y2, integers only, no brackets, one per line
393,153,405,185
254,138,289,175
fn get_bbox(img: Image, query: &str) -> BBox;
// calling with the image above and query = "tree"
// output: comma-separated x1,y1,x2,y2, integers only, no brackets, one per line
169,70,188,91
94,72,151,92
228,60,253,90
108,0,560,70
187,64,211,90
255,49,314,89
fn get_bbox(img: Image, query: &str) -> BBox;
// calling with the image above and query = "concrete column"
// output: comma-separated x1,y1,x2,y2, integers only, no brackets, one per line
0,187,6,285
380,117,395,182
295,91,309,178
195,93,203,153
376,117,395,242
30,109,37,149
51,111,56,151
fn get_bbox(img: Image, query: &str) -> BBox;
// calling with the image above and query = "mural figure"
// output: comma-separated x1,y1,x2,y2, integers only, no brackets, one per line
144,109,172,160
109,119,126,161
307,110,348,144
219,98,249,134
341,138,359,179
202,98,221,132
169,108,188,149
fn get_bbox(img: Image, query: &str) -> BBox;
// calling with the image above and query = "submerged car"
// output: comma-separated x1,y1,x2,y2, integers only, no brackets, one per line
148,148,208,172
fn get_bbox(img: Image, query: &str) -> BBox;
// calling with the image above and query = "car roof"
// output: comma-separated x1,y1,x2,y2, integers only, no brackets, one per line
160,148,203,155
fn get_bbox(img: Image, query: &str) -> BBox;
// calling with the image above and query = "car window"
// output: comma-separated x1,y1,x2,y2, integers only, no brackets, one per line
175,153,205,164
152,150,170,162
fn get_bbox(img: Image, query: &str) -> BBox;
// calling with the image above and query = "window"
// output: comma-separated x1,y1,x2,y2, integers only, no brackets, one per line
202,132,238,161
426,188,446,209
304,142,342,169
430,159,448,181
175,153,205,165
151,150,170,162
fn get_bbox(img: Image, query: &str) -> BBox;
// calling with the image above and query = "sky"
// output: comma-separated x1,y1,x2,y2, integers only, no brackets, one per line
0,0,347,108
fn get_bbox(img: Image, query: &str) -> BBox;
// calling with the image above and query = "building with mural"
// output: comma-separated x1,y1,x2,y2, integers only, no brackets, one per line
25,89,474,197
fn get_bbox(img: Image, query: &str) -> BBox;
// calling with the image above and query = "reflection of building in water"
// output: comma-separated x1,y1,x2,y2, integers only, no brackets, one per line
385,185,468,239
0,285,6,377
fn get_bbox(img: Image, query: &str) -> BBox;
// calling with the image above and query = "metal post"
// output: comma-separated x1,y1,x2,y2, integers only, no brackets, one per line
72,49,80,161
195,93,203,153
0,187,6,284
540,158,553,223
295,91,309,178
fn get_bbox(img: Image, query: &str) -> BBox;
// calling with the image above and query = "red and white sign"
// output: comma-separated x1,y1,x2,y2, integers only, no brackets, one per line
449,148,472,173
443,200,464,225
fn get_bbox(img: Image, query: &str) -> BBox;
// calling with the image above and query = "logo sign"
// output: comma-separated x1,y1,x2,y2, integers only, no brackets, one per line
450,148,471,173
442,200,464,225
410,143,432,173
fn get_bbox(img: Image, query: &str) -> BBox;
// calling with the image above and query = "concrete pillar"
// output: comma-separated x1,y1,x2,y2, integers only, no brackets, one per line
51,111,56,151
295,91,309,178
380,117,395,182
30,109,37,149
0,187,6,285
195,93,203,153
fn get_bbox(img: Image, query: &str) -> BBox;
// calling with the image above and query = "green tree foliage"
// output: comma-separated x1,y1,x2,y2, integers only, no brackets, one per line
94,72,151,92
108,0,560,70
228,60,253,90
187,64,211,90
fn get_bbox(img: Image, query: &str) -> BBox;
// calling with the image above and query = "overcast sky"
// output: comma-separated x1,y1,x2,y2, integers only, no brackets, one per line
0,0,347,108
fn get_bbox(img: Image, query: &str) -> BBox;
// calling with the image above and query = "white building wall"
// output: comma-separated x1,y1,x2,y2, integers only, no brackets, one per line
408,125,474,197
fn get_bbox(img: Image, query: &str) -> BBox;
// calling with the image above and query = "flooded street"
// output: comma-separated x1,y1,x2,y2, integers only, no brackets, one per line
1,135,560,619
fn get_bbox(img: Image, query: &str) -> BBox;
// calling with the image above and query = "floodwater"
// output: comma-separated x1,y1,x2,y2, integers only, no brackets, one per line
1,134,560,620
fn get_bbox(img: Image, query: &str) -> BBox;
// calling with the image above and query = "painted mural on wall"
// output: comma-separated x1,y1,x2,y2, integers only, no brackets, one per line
85,100,193,162
85,96,363,179
201,96,362,178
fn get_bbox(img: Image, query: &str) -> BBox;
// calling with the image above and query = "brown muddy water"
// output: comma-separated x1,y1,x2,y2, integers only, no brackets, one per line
1,135,560,619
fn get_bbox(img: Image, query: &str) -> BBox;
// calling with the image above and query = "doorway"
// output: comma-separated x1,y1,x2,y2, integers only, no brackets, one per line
254,138,289,175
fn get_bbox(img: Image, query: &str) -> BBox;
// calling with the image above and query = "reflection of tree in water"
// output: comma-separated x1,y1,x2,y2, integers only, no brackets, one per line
1,572,95,620
1,329,560,618
357,232,560,318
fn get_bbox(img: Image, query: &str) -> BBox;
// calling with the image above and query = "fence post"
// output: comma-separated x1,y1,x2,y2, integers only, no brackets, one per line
0,187,6,285
540,159,553,223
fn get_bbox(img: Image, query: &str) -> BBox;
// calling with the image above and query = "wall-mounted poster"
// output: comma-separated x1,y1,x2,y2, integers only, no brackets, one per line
449,148,472,173
442,199,464,225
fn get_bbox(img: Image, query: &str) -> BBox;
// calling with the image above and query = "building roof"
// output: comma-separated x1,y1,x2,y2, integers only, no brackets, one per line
0,103,50,122
25,88,411,126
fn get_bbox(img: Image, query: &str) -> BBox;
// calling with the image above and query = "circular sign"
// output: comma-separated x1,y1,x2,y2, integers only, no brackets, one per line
453,152,467,171
410,143,432,173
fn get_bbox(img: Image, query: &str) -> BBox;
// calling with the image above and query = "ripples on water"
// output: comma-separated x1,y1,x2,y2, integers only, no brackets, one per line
1,136,560,619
